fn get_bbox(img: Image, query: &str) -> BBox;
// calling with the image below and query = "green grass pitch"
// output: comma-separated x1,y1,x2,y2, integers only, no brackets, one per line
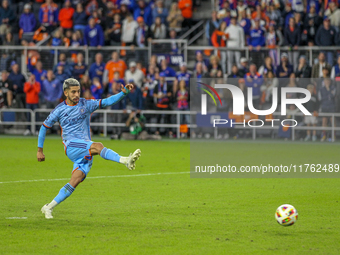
0,136,340,254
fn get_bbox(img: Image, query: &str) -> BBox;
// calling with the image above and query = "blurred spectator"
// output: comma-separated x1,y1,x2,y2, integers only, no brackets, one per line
133,16,151,62
9,63,26,110
83,89,94,100
152,0,168,24
303,84,318,142
39,0,59,33
173,62,191,93
285,73,298,99
248,20,265,49
227,65,241,80
54,64,68,84
295,55,312,88
169,29,179,54
331,55,340,79
85,0,98,16
312,52,332,79
195,51,209,73
103,51,127,86
150,17,167,39
80,74,91,91
193,62,206,80
282,2,294,28
73,3,88,32
123,80,143,110
41,70,62,108
0,70,13,108
23,74,40,135
207,55,222,78
29,60,47,87
19,4,37,34
73,52,87,80
58,0,75,30
303,5,322,46
258,56,275,76
3,32,14,50
90,77,103,99
211,21,228,73
84,17,104,48
154,72,172,136
159,59,176,77
50,29,62,54
237,1,251,18
89,53,105,83
266,22,283,67
206,11,220,45
132,0,152,27
289,0,304,13
318,78,336,141
53,53,73,77
266,3,281,25
178,0,193,29
245,64,264,109
284,17,300,68
260,70,278,104
167,2,183,32
325,1,340,28
315,17,337,65
136,62,146,76
105,13,122,46
70,30,83,49
238,57,249,77
225,16,245,74
125,61,145,88
121,14,138,46
251,4,270,27
239,10,251,38
276,53,294,78
217,2,232,24
119,2,130,20
176,79,190,127
0,0,15,36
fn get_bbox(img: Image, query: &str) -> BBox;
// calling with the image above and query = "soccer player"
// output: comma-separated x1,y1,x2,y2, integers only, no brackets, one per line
37,78,141,219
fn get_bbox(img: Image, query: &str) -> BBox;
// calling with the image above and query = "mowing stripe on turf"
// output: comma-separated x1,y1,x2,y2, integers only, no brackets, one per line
0,172,188,185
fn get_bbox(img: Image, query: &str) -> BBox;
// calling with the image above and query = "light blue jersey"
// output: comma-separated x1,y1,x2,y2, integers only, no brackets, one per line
43,98,102,142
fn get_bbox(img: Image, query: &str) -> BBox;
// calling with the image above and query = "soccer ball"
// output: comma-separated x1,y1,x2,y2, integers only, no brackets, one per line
275,204,298,226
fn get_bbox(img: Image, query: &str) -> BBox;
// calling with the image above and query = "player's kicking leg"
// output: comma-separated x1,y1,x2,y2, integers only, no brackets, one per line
90,142,141,170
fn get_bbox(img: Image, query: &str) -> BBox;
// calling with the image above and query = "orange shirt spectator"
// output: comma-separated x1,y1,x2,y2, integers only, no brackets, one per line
105,59,127,81
58,0,75,29
24,75,41,104
178,0,192,19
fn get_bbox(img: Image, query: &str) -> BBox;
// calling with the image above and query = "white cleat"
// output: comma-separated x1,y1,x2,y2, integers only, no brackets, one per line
41,204,53,219
126,149,141,170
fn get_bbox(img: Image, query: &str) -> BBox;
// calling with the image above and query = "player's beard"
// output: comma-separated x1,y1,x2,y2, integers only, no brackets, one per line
68,96,79,105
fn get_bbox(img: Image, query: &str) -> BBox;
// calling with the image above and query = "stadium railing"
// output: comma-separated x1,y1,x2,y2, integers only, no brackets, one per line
1,44,339,78
1,108,340,141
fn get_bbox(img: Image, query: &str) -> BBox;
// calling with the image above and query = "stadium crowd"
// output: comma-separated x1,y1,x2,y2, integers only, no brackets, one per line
0,0,339,141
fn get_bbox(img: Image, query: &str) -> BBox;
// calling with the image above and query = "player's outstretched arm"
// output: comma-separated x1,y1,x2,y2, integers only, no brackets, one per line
37,125,47,162
101,84,133,108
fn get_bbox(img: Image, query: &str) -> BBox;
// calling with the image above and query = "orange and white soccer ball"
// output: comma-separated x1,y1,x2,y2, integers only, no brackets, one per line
275,204,298,226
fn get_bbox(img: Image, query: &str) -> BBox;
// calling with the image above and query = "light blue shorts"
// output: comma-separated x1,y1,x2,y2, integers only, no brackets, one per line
64,139,94,179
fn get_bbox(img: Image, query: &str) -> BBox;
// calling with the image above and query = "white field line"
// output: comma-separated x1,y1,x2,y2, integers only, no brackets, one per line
0,171,188,185
5,217,28,219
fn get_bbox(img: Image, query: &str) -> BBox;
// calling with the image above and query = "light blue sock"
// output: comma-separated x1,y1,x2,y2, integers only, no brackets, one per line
54,183,75,204
100,147,121,163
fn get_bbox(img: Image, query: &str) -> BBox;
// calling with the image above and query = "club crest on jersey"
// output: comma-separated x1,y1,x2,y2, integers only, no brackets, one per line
79,107,86,115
